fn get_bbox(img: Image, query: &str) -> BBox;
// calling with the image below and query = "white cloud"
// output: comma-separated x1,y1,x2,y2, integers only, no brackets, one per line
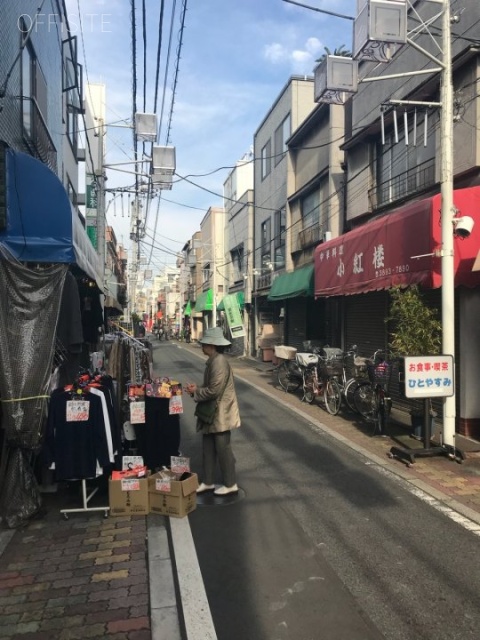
263,43,288,65
264,36,325,75
305,37,323,56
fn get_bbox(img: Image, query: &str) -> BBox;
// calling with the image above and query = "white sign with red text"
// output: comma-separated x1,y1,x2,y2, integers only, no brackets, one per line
404,355,454,398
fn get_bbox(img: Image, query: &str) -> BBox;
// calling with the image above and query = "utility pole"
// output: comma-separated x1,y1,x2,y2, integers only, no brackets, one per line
440,0,455,447
95,117,106,290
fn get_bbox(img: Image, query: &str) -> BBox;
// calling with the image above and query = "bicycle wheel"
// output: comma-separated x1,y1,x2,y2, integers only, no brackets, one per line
277,361,302,393
324,378,342,415
303,370,316,404
344,377,364,413
353,383,376,420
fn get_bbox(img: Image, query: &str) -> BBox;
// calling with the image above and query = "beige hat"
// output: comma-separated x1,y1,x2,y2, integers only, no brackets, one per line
198,326,231,347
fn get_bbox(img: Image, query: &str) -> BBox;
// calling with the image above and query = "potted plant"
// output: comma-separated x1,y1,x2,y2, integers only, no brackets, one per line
387,285,442,437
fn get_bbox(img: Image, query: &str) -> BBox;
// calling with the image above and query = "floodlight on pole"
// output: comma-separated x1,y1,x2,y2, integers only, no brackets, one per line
134,113,158,142
152,145,176,174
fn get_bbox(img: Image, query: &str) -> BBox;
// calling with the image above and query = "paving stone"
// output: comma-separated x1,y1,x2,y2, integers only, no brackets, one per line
95,553,130,566
92,569,129,582
58,622,107,639
107,616,150,633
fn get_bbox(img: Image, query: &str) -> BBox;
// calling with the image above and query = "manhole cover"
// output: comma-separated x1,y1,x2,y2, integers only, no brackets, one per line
196,487,245,506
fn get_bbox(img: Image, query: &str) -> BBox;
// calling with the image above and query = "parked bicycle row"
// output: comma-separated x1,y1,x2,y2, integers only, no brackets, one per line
274,344,397,437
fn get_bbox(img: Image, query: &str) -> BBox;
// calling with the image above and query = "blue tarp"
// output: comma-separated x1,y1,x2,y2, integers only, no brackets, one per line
0,148,102,288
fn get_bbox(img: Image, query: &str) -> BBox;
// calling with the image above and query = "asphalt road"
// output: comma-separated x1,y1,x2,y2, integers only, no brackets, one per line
156,342,480,640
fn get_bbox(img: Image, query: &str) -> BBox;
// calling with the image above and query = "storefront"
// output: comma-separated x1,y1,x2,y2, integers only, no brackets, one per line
314,186,480,439
268,264,325,351
0,148,104,526
192,288,214,338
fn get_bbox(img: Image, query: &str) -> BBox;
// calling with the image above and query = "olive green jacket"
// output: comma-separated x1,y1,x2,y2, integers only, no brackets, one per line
194,352,241,434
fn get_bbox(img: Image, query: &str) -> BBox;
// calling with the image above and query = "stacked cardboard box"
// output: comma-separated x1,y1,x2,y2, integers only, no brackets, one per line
108,475,150,516
148,470,199,518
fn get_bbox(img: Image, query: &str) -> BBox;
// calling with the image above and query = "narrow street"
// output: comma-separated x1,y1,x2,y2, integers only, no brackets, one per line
158,341,480,640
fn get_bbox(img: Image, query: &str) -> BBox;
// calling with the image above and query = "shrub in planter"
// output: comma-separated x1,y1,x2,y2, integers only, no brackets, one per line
387,286,442,436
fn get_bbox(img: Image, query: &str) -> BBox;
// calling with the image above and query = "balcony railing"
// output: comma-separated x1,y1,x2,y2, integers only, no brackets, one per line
297,221,322,251
256,272,272,291
369,158,435,210
24,98,57,173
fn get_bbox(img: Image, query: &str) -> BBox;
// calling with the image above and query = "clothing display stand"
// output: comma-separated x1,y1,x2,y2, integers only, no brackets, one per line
60,479,109,520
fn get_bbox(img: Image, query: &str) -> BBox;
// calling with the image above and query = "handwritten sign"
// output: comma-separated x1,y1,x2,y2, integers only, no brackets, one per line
169,395,183,415
66,400,90,422
171,456,190,476
404,355,454,398
130,401,146,424
121,479,140,491
155,477,172,492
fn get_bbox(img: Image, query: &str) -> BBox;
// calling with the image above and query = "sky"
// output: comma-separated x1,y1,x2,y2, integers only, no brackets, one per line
64,0,356,276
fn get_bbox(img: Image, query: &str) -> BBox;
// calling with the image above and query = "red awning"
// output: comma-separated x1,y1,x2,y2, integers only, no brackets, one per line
314,186,480,297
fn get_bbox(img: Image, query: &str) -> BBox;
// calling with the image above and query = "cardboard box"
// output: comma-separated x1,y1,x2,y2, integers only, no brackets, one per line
148,471,199,518
109,476,150,516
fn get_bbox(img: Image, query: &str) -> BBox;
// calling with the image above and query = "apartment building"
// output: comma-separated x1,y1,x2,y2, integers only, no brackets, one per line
253,76,316,356
312,0,480,440
220,156,254,356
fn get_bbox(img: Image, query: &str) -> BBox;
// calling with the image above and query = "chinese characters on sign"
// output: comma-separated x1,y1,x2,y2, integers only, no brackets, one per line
404,356,454,398
223,294,246,339
317,240,414,285
66,400,90,421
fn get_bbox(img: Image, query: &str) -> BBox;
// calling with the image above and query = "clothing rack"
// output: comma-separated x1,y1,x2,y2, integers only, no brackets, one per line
60,479,109,519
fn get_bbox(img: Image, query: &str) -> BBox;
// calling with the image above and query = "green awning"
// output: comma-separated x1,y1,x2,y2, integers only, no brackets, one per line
267,264,314,300
217,291,245,311
193,288,213,312
184,300,192,316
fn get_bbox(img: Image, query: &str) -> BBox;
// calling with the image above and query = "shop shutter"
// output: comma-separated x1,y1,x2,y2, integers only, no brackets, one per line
344,291,388,356
286,298,308,351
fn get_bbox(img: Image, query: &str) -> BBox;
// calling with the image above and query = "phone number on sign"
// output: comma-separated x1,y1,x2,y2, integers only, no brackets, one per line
375,264,410,277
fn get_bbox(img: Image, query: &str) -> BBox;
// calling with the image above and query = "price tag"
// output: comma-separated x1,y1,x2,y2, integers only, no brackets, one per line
155,477,172,492
66,400,90,422
122,456,144,470
171,456,190,475
169,395,183,415
130,401,146,424
121,478,140,491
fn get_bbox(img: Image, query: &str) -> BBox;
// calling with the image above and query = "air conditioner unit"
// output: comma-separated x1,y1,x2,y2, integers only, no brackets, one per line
323,231,332,243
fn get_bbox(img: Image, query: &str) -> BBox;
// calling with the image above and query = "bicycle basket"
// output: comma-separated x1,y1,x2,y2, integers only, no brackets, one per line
296,352,319,368
318,350,344,377
367,361,392,387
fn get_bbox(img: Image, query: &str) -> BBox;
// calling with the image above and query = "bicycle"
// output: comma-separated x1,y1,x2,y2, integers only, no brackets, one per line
295,351,341,415
314,350,343,415
274,346,303,393
334,346,372,414
353,350,394,435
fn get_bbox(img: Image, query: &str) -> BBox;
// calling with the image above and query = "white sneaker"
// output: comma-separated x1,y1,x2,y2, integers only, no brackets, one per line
196,483,215,494
214,484,238,496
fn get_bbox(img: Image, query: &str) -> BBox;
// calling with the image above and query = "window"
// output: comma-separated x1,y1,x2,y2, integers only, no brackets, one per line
273,209,286,268
21,41,33,137
376,113,436,205
261,218,271,267
261,139,271,180
274,114,291,166
230,245,244,282
63,37,83,153
301,190,321,229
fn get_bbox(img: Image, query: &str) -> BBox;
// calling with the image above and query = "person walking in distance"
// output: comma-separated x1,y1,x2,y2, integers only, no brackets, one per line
185,327,240,495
